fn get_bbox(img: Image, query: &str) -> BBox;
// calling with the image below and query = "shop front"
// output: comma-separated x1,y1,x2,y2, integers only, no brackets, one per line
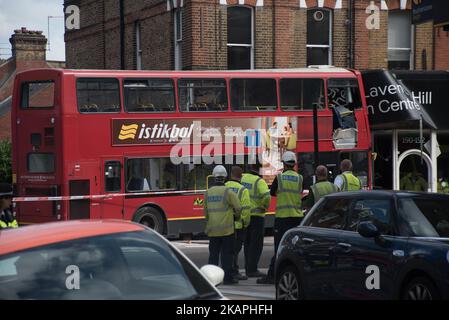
363,70,449,193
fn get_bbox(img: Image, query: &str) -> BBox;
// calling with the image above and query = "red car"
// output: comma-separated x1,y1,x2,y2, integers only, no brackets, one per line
0,220,224,300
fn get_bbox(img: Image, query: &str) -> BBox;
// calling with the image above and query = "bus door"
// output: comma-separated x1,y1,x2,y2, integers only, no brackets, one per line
68,161,101,220
100,159,124,219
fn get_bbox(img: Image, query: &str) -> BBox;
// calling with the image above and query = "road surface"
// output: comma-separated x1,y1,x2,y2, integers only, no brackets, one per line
173,237,276,300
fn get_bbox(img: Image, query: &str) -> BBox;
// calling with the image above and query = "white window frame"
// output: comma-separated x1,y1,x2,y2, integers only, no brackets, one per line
387,10,412,70
174,8,183,70
306,8,333,66
227,5,254,70
135,21,142,70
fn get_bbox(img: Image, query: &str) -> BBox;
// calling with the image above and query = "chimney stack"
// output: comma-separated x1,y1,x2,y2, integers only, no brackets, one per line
9,27,47,62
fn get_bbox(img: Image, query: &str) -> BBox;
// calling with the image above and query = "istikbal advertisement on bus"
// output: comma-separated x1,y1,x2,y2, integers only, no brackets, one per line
112,117,298,182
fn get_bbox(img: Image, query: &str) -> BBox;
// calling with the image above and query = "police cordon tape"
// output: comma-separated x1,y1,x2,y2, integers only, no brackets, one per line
12,189,311,202
12,190,196,202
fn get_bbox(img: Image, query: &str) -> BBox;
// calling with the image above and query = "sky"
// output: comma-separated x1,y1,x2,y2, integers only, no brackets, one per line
0,0,65,61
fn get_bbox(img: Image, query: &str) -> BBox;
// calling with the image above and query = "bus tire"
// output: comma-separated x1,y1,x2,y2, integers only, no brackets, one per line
134,206,165,234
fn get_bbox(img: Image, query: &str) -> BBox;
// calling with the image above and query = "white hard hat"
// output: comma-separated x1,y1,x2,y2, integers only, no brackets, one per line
213,165,227,178
282,151,297,164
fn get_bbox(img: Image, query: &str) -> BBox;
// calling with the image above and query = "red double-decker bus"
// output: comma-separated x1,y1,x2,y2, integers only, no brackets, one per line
11,67,371,237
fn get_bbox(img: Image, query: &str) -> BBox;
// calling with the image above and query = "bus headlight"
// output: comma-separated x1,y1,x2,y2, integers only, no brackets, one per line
57,214,61,220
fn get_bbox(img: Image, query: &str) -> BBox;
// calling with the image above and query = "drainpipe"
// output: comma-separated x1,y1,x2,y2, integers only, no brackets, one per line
347,0,355,68
120,0,125,70
432,22,436,70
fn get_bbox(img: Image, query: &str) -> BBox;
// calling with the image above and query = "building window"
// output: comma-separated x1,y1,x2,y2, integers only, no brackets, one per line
388,11,412,70
174,8,183,70
135,21,142,70
306,8,332,66
227,6,253,70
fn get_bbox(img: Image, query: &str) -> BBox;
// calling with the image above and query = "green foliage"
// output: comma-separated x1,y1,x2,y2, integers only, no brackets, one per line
0,139,12,183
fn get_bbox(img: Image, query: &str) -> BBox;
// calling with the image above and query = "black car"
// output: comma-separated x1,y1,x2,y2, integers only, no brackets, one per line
275,190,449,300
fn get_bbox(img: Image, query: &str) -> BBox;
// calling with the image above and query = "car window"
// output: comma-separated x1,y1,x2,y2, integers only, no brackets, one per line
304,198,350,230
0,256,19,277
347,199,392,235
398,198,449,237
0,230,218,300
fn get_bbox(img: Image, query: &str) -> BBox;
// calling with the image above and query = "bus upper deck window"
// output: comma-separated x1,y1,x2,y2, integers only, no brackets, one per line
178,79,227,112
327,78,362,110
77,78,120,113
124,79,175,113
230,78,277,112
20,81,55,109
280,78,324,111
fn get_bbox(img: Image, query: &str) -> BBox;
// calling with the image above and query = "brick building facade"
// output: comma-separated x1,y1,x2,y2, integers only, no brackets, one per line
62,0,447,71
415,23,449,71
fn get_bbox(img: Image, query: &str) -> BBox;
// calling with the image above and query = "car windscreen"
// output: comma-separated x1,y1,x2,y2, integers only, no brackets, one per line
398,198,449,237
0,230,218,300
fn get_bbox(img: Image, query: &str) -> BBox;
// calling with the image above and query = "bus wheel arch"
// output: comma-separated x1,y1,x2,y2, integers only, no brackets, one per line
132,204,167,235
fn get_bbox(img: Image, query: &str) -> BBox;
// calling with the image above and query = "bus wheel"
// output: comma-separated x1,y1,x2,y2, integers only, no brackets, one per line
134,207,165,234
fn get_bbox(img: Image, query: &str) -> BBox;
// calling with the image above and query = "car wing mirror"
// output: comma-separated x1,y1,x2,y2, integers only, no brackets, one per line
200,264,224,287
358,221,381,238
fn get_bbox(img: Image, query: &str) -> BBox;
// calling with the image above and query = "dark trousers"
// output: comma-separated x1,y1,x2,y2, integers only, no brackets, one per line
244,216,265,273
267,217,303,279
209,234,235,281
232,229,246,275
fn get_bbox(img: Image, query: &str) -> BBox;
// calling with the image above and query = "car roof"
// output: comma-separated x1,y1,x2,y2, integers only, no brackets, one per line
323,190,449,200
0,220,145,256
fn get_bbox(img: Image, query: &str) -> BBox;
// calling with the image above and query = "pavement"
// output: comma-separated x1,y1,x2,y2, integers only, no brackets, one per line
172,237,276,300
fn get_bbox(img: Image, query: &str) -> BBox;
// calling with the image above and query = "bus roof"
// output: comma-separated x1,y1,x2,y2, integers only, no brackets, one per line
16,66,356,78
